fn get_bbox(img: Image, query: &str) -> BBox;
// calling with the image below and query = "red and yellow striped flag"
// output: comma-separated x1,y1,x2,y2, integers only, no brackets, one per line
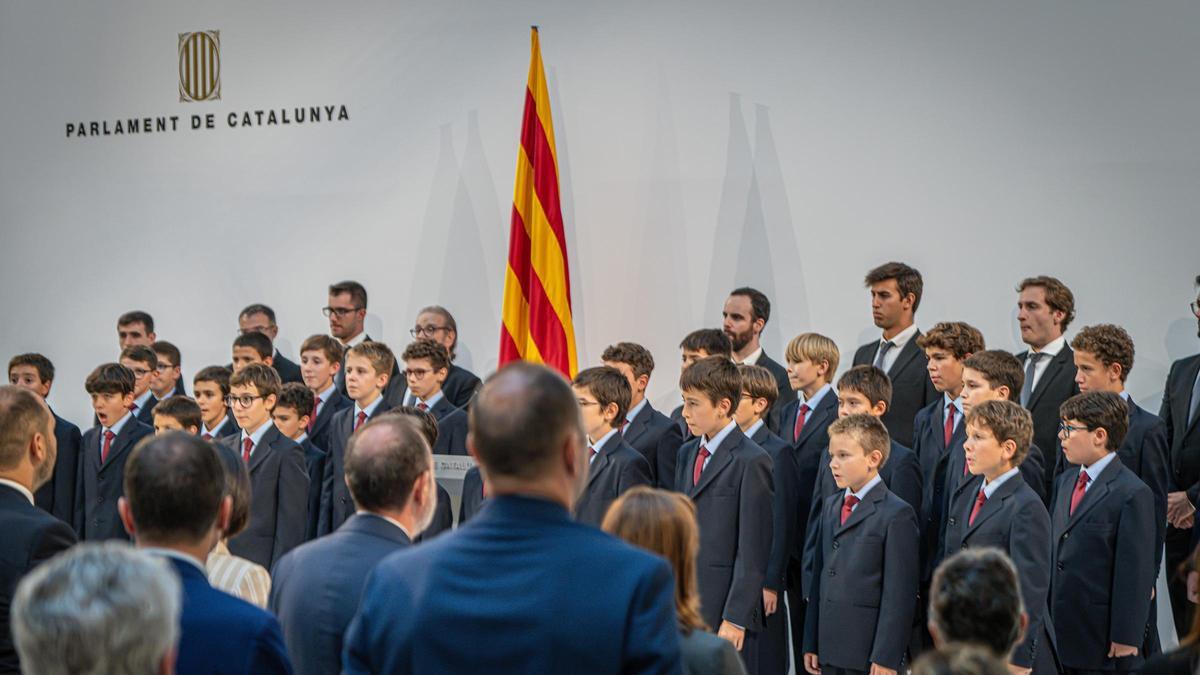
499,27,578,377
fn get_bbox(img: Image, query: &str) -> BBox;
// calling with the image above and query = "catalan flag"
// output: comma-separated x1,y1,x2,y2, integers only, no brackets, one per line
498,27,578,377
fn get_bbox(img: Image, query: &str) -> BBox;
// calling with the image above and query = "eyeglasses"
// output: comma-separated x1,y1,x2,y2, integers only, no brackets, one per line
1058,421,1089,438
403,368,432,380
156,363,176,373
322,306,362,318
225,395,265,408
128,367,153,378
410,325,449,338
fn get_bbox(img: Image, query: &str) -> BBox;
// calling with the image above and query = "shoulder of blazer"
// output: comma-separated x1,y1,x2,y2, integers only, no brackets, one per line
853,341,876,365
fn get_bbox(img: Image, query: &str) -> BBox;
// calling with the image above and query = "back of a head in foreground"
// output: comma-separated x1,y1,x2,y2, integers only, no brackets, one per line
928,548,1024,660
911,643,1010,675
12,542,180,675
123,431,225,545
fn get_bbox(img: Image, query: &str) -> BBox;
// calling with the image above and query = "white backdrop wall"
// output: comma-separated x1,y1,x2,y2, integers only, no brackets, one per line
2,1,1198,425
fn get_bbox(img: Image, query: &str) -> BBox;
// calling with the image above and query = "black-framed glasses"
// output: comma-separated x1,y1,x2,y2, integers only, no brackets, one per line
322,306,362,318
128,367,153,378
403,368,432,380
225,394,265,408
155,364,177,373
1058,421,1089,438
410,325,449,338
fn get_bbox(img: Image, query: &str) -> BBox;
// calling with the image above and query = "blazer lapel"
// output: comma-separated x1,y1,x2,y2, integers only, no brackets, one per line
100,423,138,471
836,483,885,535
887,336,923,379
1064,460,1120,531
1028,347,1072,410
796,395,836,447
586,450,611,488
247,426,279,474
1179,357,1200,437
691,432,741,498
964,478,1018,538
623,406,651,446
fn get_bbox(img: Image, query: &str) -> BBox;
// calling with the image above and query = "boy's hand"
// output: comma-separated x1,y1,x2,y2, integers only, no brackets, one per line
717,621,745,651
803,652,821,674
1108,642,1138,658
869,664,896,675
763,589,778,615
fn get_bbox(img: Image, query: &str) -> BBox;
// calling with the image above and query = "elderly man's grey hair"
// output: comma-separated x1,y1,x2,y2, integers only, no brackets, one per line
12,542,181,675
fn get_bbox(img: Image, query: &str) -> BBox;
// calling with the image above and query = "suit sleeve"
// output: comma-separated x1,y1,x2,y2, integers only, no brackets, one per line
1019,446,1047,504
1141,419,1171,570
248,616,294,675
618,454,654,495
1008,500,1052,669
892,452,924,515
271,445,310,568
31,520,77,567
623,559,685,675
765,447,799,592
72,436,87,537
869,505,920,670
723,453,774,629
801,513,824,655
317,445,335,536
656,426,684,491
1109,487,1156,647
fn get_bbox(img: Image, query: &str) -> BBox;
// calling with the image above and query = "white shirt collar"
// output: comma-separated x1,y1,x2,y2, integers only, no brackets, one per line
204,415,231,437
295,432,309,445
589,428,621,455
803,383,834,409
143,548,207,576
981,466,1021,499
846,473,883,501
355,394,384,419
317,383,336,403
356,511,411,539
418,390,445,409
943,392,964,417
240,419,274,448
744,419,766,440
0,478,34,505
625,398,649,424
882,323,919,350
340,331,368,348
1030,334,1066,357
1082,451,1118,484
133,389,155,412
737,346,764,366
105,410,133,437
701,420,739,454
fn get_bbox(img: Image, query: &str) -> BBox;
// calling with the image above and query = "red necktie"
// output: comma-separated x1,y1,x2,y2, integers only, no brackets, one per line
417,402,429,411
841,494,860,525
793,403,810,442
969,489,987,525
589,446,597,462
944,403,956,447
692,445,711,486
1069,471,1091,515
201,432,213,441
100,430,115,463
354,411,367,431
128,402,138,413
242,437,253,463
308,395,320,432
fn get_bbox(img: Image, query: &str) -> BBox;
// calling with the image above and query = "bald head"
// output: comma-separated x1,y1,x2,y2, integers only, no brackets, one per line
468,362,583,481
345,414,431,513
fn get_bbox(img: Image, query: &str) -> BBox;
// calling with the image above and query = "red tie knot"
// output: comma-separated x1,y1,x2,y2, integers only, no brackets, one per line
355,411,367,431
841,494,860,524
104,430,116,442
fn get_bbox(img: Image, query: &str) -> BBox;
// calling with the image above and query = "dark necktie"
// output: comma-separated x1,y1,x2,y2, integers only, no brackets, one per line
1020,352,1047,406
1188,369,1200,427
308,395,321,432
417,401,429,411
201,432,213,441
841,495,860,525
944,402,956,447
873,340,896,370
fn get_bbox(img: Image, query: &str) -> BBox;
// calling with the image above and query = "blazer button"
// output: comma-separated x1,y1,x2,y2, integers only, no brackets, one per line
832,541,839,549
1056,562,1064,571
829,569,836,577
948,517,957,526
1062,532,1070,540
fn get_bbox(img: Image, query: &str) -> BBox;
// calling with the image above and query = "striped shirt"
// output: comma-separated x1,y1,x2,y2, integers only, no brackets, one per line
205,540,271,608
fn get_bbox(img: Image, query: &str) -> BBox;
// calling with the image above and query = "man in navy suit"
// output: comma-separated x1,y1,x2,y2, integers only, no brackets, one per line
344,362,681,674
239,304,304,384
75,363,154,541
272,414,437,675
1051,392,1156,673
723,287,794,431
603,342,684,487
1014,276,1080,500
398,305,482,409
8,353,82,525
571,367,652,527
325,281,402,400
118,431,291,675
1161,277,1200,636
851,262,938,448
0,386,77,674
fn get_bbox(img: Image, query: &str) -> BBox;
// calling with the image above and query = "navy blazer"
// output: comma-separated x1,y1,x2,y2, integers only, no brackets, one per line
270,514,410,675
757,351,794,435
434,407,469,455
802,482,919,671
623,401,682,487
0,484,77,674
853,334,938,448
162,555,292,675
173,377,188,397
74,416,153,541
574,436,652,527
913,398,968,581
415,483,454,542
272,350,304,385
343,495,682,674
1016,345,1079,500
1161,353,1200,498
317,405,385,535
751,424,799,593
308,389,351,453
458,466,486,525
443,363,482,409
780,393,839,559
1050,457,1156,671
33,412,82,524
299,437,327,541
944,475,1054,670
676,426,774,631
424,394,457,421
220,425,309,570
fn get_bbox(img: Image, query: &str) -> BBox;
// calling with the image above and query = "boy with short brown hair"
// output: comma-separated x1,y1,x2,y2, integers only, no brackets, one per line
193,366,238,440
570,366,651,527
152,395,201,435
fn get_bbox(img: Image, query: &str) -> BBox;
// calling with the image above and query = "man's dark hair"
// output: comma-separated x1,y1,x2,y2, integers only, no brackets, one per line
238,303,277,324
123,432,225,543
573,366,632,425
277,383,315,419
119,345,158,370
928,548,1024,660
679,329,732,358
864,262,924,312
836,365,893,409
232,331,273,359
345,415,431,512
962,350,1023,401
85,363,135,396
469,362,582,480
1059,391,1129,452
600,342,655,379
151,341,181,369
329,281,368,309
193,366,233,398
0,386,52,470
8,353,55,384
117,311,155,334
417,305,458,358
729,287,771,325
152,396,202,431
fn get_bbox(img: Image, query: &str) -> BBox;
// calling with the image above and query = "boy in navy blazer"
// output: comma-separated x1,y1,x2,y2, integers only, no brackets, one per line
193,366,239,441
602,341,684,487
299,334,349,451
1052,391,1156,673
8,353,82,525
75,363,153,540
675,356,773,669
119,345,160,426
571,366,652,527
400,340,458,420
668,329,733,440
220,364,308,569
272,382,327,541
944,400,1054,674
802,414,920,675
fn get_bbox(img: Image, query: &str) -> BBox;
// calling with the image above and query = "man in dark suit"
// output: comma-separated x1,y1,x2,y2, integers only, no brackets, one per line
1051,392,1156,673
400,305,482,409
0,386,77,674
723,287,793,430
325,280,402,398
8,353,82,525
433,406,469,455
271,414,437,675
220,364,309,570
851,261,938,448
571,367,653,527
150,341,187,400
344,362,681,673
1161,277,1200,633
75,363,154,541
1014,275,1080,500
602,341,685,487
118,431,292,675
458,464,486,525
238,303,303,384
